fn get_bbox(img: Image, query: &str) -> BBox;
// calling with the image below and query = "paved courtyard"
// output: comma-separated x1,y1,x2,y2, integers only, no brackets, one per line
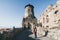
12,28,55,40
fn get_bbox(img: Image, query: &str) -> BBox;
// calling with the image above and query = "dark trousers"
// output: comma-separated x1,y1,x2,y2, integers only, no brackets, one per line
34,32,37,38
44,31,48,36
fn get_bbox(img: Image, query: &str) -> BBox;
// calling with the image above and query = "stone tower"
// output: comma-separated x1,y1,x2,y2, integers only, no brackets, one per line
22,4,37,30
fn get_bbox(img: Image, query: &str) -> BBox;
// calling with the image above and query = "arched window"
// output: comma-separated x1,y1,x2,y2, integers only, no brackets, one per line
55,10,58,14
28,8,30,13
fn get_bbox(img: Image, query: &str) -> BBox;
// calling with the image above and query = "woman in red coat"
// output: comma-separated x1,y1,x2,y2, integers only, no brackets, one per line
33,26,37,38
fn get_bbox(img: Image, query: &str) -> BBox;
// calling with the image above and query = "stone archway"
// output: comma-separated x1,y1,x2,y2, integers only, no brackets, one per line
28,23,31,30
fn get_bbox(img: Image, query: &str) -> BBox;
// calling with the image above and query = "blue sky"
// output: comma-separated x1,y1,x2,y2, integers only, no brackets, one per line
0,0,56,28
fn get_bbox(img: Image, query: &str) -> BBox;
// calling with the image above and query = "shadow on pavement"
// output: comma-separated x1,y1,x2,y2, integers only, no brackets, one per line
12,29,35,40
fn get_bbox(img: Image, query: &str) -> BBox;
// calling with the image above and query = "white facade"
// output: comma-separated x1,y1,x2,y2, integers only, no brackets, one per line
24,6,33,18
37,0,60,40
38,0,60,29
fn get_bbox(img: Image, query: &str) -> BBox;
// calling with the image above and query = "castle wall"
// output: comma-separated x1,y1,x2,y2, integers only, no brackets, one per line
37,0,60,40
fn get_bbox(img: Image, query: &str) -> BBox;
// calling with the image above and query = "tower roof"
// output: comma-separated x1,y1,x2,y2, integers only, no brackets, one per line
25,4,34,8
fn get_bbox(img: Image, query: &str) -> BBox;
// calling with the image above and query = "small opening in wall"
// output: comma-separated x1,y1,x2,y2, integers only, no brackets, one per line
39,23,42,27
46,10,47,12
54,21,56,22
53,8,54,10
46,26,49,28
55,10,58,14
58,19,60,21
56,5,57,7
46,15,48,17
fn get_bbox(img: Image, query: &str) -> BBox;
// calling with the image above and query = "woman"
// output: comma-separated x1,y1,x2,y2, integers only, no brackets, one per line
33,26,37,38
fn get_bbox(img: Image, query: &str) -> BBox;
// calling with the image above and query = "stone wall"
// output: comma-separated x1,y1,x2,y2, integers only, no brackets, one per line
37,0,60,40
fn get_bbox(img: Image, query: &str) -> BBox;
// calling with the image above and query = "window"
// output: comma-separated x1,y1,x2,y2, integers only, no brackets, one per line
56,5,57,7
46,10,47,12
28,9,30,13
23,18,25,22
39,23,42,27
46,26,49,28
55,10,58,14
46,15,48,17
54,21,56,22
58,19,60,21
46,17,49,23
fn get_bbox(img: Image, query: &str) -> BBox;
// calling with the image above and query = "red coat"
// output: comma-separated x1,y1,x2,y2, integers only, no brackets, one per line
33,27,37,34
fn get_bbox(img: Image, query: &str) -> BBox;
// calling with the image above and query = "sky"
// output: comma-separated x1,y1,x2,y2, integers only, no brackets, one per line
0,0,56,28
